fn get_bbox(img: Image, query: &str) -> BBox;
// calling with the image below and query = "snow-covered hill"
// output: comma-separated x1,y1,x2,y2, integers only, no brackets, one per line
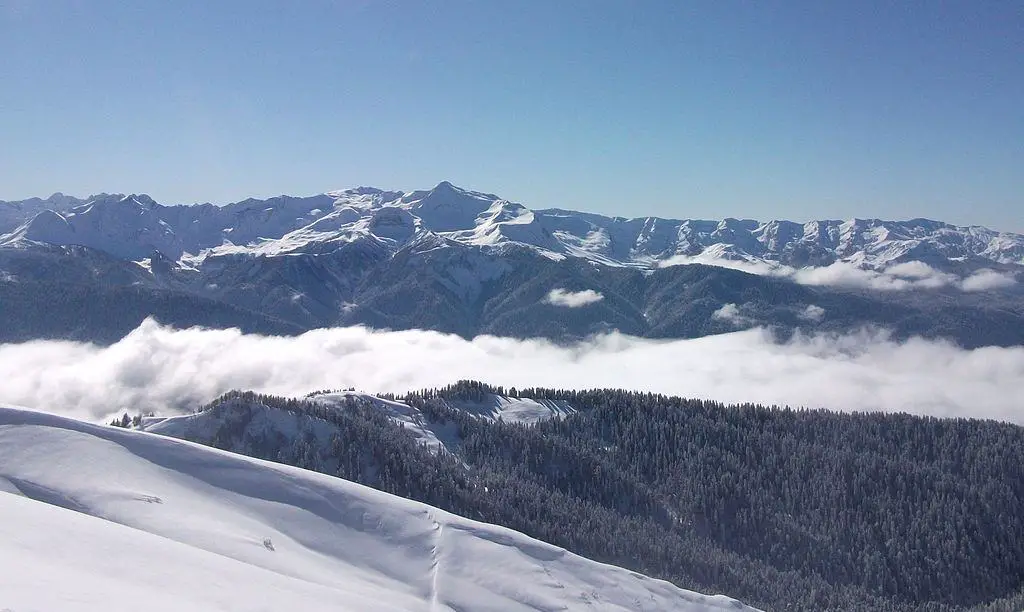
0,192,87,234
142,390,577,455
3,181,1023,271
0,405,755,612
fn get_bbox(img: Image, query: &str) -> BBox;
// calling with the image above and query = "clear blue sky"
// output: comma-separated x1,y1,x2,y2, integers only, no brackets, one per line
2,1,1021,230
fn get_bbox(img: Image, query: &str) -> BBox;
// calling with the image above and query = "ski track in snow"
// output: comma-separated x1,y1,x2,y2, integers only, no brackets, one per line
429,511,445,612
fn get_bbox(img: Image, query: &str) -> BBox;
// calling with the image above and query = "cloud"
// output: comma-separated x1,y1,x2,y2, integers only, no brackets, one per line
658,254,785,277
712,303,750,327
961,269,1018,292
661,255,1018,293
799,305,826,322
885,261,954,283
792,261,920,291
2,319,1024,426
545,288,604,307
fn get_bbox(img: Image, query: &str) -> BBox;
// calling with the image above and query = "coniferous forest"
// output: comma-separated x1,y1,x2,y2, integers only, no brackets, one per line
125,383,1024,612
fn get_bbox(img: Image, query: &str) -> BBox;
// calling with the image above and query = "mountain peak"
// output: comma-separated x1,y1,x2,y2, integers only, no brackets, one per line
121,194,158,208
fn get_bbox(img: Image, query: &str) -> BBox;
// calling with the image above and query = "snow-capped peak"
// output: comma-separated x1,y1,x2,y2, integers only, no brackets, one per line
3,183,1023,272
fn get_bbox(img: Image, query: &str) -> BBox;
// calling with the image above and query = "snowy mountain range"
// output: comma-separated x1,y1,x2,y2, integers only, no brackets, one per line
0,404,757,611
3,181,1024,269
1,182,1023,347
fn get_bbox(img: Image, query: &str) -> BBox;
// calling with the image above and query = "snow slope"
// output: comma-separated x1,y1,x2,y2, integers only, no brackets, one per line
142,391,577,455
442,394,577,423
0,405,756,612
141,391,458,453
0,192,86,234
1,491,374,612
312,391,454,450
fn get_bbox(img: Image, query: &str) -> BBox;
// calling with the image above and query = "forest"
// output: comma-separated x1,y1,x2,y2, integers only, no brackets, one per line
116,382,1024,612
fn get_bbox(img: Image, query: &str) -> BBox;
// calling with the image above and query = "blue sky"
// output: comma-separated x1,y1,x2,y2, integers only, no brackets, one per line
2,1,1021,230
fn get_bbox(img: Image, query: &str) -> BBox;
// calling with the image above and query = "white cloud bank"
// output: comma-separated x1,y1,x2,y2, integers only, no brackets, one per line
545,288,604,307
659,255,1018,293
960,268,1019,291
2,319,1023,426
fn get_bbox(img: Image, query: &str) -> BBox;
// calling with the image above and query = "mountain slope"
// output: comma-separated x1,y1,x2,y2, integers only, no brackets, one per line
0,405,755,612
0,192,87,234
2,182,1022,348
1,492,375,612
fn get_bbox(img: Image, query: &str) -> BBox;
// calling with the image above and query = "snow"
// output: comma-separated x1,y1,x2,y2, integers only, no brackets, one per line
1,492,375,612
13,194,189,260
144,401,341,449
433,250,512,303
403,182,501,233
133,257,153,273
144,391,577,455
444,394,577,423
0,405,756,611
311,391,453,451
3,182,1022,280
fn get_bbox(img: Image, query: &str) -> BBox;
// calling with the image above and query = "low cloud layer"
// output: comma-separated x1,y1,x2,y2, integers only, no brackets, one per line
660,255,1018,293
545,288,604,307
1,319,1023,426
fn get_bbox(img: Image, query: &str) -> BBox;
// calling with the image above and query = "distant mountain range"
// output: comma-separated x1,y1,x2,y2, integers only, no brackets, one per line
2,182,1022,346
4,182,1024,268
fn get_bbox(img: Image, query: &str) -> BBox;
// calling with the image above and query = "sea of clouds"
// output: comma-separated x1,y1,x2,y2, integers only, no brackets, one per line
1,318,1022,425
